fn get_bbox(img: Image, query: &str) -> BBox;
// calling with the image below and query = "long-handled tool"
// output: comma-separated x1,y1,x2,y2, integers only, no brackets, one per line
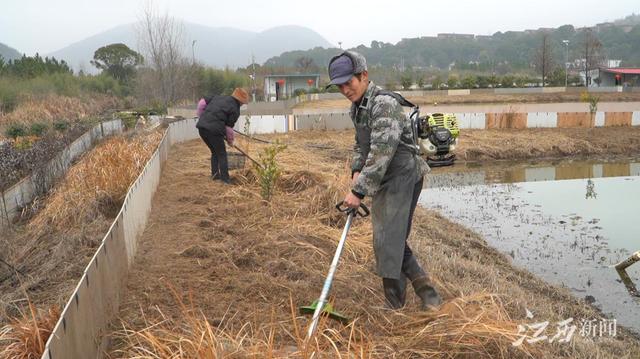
300,201,370,341
233,129,272,144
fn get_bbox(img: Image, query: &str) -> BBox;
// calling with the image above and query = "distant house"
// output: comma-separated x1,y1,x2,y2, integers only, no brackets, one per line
437,33,475,40
597,68,640,87
263,74,320,102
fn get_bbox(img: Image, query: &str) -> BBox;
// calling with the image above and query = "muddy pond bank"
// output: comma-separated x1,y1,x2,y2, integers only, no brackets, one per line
420,158,640,335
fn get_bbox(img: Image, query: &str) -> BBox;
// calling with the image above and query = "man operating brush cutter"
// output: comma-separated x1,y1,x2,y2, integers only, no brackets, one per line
329,51,442,310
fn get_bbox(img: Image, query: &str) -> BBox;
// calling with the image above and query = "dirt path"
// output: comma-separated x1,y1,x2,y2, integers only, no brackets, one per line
108,128,640,358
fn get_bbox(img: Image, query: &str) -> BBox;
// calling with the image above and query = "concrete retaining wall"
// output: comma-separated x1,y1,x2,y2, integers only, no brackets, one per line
41,118,196,359
527,112,558,128
294,113,353,130
557,113,594,128
235,115,288,134
485,113,528,129
495,88,544,94
633,111,640,126
169,85,637,118
453,113,486,129
448,89,470,96
595,112,606,127
605,112,633,127
1,120,123,229
170,110,640,134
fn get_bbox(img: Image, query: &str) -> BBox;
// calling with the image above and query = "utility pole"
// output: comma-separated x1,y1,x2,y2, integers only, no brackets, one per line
563,40,570,88
191,40,197,66
192,40,197,101
251,53,256,102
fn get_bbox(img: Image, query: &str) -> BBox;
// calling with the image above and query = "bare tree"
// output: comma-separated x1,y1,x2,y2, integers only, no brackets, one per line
295,56,315,73
136,1,191,106
535,33,554,87
581,29,602,87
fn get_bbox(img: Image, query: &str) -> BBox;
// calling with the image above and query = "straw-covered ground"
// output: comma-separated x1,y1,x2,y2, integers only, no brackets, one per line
105,128,640,358
0,130,162,358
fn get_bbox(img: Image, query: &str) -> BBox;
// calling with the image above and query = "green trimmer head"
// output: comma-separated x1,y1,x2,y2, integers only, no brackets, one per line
299,300,350,325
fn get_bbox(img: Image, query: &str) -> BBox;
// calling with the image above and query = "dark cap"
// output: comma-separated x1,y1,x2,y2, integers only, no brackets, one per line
326,51,367,88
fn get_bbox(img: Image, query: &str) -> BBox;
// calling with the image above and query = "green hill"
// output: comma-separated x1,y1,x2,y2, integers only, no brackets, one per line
265,21,640,72
0,42,21,61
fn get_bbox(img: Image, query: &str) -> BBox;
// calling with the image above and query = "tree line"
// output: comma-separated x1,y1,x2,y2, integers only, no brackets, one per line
0,3,250,115
0,54,72,78
265,21,640,87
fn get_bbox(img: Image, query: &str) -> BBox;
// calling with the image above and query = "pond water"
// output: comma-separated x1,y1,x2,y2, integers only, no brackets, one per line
419,158,640,333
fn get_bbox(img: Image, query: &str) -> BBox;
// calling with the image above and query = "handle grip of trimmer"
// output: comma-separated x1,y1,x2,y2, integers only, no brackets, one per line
335,201,370,218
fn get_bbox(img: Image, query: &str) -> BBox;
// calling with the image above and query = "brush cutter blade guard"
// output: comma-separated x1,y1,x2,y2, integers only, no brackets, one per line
300,300,350,324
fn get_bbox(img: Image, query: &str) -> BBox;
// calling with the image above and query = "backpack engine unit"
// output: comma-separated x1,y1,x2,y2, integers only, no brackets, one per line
416,113,459,167
376,91,460,168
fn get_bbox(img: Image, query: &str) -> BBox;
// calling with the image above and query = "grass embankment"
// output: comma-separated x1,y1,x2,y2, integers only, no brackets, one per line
0,94,126,190
107,129,640,358
0,130,162,358
0,93,122,138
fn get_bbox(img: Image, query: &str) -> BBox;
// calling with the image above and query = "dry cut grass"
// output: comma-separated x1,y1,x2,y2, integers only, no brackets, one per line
0,299,59,359
106,133,545,358
111,287,535,359
28,131,163,234
106,130,640,358
0,130,164,358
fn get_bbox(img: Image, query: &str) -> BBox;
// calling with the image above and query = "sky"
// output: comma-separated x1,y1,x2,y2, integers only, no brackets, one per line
1,0,638,55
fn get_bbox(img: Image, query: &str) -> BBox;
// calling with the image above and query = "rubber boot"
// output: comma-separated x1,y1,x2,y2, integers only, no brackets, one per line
382,275,407,309
402,255,442,310
412,277,442,310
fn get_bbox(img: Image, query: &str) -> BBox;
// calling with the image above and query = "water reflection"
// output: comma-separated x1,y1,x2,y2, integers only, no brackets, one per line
425,159,640,188
420,159,640,334
585,179,597,199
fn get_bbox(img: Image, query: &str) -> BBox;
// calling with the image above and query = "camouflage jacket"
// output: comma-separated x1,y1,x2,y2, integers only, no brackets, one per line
350,82,429,197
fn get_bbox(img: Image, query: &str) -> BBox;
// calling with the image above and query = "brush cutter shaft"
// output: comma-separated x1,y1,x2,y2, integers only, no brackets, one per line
307,212,355,340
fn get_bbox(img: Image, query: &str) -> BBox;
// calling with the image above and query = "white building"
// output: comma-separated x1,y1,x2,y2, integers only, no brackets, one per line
263,74,320,102
596,68,640,87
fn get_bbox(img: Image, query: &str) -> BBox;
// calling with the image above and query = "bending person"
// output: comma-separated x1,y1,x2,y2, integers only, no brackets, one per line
196,88,248,183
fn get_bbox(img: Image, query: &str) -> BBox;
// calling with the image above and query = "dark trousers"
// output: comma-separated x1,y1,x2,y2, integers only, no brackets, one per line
403,178,424,264
198,128,229,181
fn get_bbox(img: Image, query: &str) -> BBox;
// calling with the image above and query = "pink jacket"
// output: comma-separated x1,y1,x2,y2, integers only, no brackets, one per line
225,126,234,145
196,98,207,117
